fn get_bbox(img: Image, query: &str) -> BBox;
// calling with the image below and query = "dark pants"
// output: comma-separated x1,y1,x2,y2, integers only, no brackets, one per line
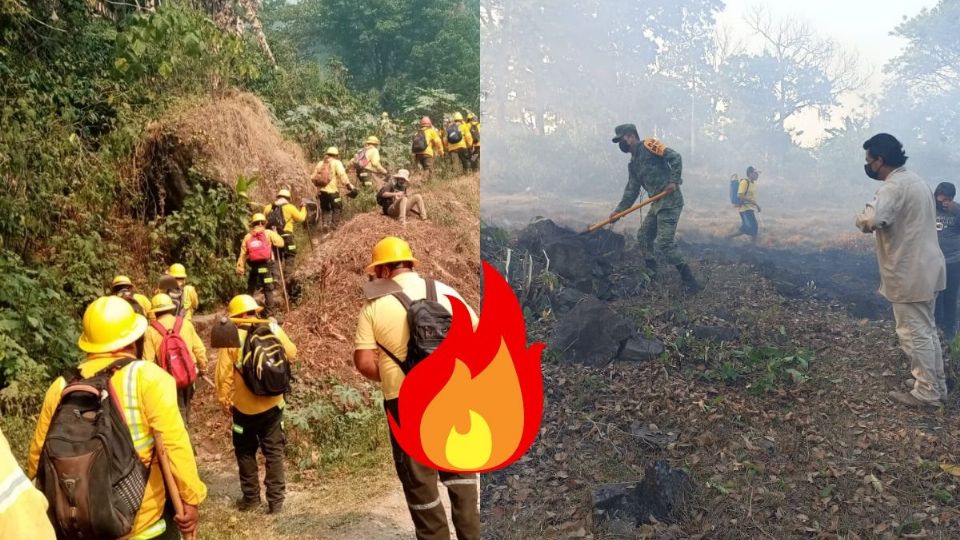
416,155,435,181
936,261,960,341
246,260,275,314
232,406,285,507
384,399,480,540
151,500,181,539
177,383,195,426
280,233,296,264
454,148,471,174
739,210,759,239
469,147,479,170
319,191,343,230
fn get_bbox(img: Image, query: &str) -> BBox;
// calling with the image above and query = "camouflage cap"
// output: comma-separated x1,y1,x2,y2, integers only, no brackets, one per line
611,124,639,143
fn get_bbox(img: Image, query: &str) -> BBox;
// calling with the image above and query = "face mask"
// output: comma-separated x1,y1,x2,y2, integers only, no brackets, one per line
619,141,631,153
864,163,880,180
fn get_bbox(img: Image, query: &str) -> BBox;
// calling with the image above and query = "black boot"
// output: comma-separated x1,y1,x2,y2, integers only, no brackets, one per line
677,263,701,294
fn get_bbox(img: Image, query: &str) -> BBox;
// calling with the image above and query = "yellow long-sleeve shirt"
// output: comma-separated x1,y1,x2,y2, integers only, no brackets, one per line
414,127,446,157
151,284,199,321
313,157,354,194
1,428,55,539
353,146,387,175
263,200,307,234
236,227,285,274
215,322,298,415
737,178,759,213
28,354,206,539
144,313,208,371
446,121,474,151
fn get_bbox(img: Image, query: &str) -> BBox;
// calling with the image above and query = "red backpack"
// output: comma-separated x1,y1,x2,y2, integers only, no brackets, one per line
150,317,197,389
246,229,273,262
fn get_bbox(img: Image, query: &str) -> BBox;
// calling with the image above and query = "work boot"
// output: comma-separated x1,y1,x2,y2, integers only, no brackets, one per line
677,263,701,294
888,390,942,408
268,501,283,515
237,497,261,512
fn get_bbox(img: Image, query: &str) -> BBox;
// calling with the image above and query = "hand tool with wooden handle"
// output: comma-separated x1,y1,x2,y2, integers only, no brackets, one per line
583,190,670,234
155,433,196,540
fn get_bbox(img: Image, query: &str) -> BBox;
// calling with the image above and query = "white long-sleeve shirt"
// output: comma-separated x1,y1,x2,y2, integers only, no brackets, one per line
855,167,945,303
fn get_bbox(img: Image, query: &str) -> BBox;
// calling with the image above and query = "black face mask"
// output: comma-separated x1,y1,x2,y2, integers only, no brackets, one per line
864,163,880,180
619,141,631,154
937,202,946,211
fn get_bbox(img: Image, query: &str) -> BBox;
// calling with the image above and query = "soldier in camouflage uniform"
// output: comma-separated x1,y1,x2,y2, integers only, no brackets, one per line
609,124,701,293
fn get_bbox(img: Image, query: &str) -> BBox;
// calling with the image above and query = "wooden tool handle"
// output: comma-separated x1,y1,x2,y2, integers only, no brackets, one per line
585,190,670,233
155,433,196,540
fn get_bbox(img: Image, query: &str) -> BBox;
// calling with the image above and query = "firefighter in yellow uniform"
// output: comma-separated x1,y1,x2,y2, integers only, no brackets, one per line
0,427,56,538
236,213,285,316
144,293,208,425
311,146,357,233
412,116,445,181
215,294,298,514
111,275,153,318
466,112,480,171
263,189,307,266
352,135,389,187
445,112,474,174
28,296,207,539
166,263,200,320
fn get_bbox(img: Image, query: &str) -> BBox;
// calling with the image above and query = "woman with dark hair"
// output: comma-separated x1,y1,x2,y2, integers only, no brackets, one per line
934,181,960,342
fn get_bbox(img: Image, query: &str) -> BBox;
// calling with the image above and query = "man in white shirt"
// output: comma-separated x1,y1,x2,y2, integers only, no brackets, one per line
856,133,947,407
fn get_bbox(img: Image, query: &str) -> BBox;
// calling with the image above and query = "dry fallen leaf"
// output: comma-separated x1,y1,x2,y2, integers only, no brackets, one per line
939,463,960,477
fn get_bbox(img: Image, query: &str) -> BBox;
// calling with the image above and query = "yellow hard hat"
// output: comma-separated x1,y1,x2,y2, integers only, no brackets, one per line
111,275,133,291
325,146,339,157
365,136,380,146
277,188,292,199
77,296,148,353
366,236,419,273
168,263,187,279
466,112,476,120
452,112,464,121
150,293,177,315
250,213,267,225
228,294,263,317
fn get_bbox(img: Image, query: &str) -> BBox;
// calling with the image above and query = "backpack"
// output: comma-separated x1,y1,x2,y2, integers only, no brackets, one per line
266,204,286,232
377,278,451,375
246,229,273,262
36,359,149,539
150,317,197,389
376,184,395,215
312,161,333,188
354,148,370,173
729,178,741,205
446,124,463,144
238,324,292,396
124,297,145,317
411,130,428,153
469,123,479,144
164,287,185,318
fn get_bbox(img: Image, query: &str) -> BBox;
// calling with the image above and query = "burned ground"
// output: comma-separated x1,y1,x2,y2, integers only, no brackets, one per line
480,221,959,539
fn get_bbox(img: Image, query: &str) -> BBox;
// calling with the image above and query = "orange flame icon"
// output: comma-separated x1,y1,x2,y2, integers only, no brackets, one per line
387,261,544,473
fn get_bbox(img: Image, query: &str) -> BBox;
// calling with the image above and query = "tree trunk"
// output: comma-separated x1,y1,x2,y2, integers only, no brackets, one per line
239,0,276,65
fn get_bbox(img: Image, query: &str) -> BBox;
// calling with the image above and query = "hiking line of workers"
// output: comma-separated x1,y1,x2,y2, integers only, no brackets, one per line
13,233,479,539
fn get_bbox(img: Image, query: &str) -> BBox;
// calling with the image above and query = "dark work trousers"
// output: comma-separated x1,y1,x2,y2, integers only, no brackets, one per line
280,232,296,265
416,155,435,181
153,499,181,539
176,383,195,426
454,148,471,174
739,210,759,239
319,191,343,231
247,260,275,314
384,399,480,540
232,406,285,507
935,261,960,341
469,146,479,171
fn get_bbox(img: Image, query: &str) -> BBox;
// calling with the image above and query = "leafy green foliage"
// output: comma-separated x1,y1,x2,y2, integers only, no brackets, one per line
151,178,248,303
702,345,813,394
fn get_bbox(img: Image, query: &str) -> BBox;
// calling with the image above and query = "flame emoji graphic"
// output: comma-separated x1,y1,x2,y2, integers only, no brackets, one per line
387,261,544,473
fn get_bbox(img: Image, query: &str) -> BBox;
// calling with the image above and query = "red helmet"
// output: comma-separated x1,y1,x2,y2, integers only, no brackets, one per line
420,116,432,127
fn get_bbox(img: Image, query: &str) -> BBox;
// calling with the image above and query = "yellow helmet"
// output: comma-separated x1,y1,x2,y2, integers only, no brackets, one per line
78,296,148,353
452,112,464,121
325,146,339,157
365,136,380,146
277,188,292,199
168,263,187,279
228,294,263,317
466,112,476,120
111,275,133,291
366,236,419,273
150,293,177,315
250,213,267,225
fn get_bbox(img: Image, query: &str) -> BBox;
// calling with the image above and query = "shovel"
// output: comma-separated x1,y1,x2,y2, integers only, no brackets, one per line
583,190,670,234
155,433,196,540
211,316,274,349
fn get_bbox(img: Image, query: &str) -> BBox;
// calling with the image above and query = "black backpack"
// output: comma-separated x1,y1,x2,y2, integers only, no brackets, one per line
266,204,286,232
411,130,428,153
377,278,452,375
469,123,479,144
446,124,462,144
165,287,185,317
36,359,149,539
238,324,292,396
376,184,395,215
124,296,145,317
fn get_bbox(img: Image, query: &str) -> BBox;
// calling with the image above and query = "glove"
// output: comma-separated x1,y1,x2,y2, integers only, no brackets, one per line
348,188,359,199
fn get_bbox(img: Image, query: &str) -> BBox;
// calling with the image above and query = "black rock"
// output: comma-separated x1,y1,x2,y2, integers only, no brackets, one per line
592,461,696,530
617,336,665,362
549,296,634,366
552,287,591,315
692,325,740,342
545,241,592,282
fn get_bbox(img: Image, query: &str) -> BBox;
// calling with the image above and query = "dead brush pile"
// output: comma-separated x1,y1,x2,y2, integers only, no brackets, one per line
136,90,313,215
283,172,481,386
